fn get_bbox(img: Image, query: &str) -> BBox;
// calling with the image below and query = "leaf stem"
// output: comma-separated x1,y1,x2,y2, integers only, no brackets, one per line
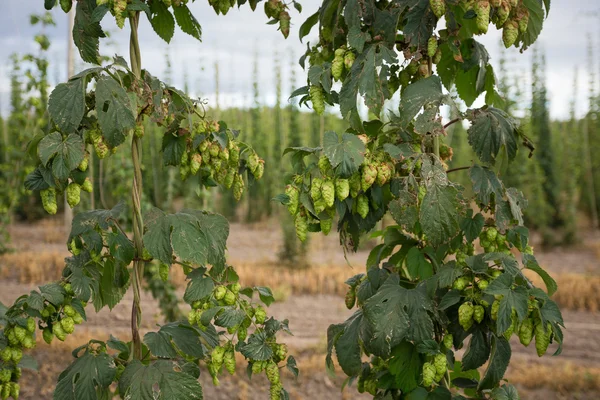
445,166,471,174
129,11,144,361
444,118,461,129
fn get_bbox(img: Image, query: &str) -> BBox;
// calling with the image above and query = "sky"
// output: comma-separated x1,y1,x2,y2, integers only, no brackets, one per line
0,0,599,120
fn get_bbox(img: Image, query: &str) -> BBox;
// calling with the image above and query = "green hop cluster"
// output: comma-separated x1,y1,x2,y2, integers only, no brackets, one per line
40,187,57,215
87,126,109,159
66,182,81,208
309,85,326,115
0,382,19,400
479,226,510,254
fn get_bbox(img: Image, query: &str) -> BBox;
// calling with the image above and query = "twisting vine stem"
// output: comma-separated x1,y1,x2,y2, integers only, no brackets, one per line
129,11,144,361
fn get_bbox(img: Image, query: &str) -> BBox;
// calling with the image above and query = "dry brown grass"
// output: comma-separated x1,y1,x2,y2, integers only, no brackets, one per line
2,245,600,312
508,361,600,393
0,250,65,283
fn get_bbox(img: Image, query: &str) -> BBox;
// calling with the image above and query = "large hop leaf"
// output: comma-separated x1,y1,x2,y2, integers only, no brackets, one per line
54,350,116,400
467,107,521,165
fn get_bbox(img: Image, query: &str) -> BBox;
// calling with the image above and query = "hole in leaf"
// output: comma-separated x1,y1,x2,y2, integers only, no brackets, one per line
102,100,110,113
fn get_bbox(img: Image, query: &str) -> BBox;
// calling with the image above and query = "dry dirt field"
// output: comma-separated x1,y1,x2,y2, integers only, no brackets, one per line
1,219,600,399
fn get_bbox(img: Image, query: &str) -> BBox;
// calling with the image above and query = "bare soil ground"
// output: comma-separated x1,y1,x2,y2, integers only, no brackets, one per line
1,220,600,399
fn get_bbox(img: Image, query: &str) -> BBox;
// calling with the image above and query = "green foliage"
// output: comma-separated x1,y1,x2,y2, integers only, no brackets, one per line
2,1,301,399
281,0,563,398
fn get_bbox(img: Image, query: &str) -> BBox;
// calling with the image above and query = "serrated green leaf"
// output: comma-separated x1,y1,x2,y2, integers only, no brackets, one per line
478,337,511,390
467,107,520,165
420,182,461,248
96,76,136,148
522,254,557,296
322,131,365,178
388,341,420,393
73,0,105,64
462,329,490,370
402,0,436,48
520,0,544,50
149,1,175,43
469,165,504,206
173,5,202,41
48,78,86,133
99,258,128,310
144,331,179,359
119,360,203,400
460,213,484,242
400,76,444,126
389,191,418,231
183,273,214,303
54,350,116,400
333,311,363,375
491,384,520,400
240,331,274,361
405,247,433,280
506,187,527,226
299,11,318,42
162,133,187,166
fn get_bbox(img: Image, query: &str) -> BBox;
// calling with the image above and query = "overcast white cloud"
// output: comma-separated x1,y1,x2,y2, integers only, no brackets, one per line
0,0,598,119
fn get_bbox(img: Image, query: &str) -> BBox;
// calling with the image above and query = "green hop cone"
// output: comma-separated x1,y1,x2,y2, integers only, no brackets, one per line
503,311,518,339
209,142,221,158
473,305,485,324
22,335,35,349
443,333,453,349
233,173,245,201
375,162,392,186
113,0,127,28
310,177,323,201
320,218,333,236
41,187,58,215
429,0,445,18
11,348,22,364
349,172,361,198
475,0,491,33
318,155,332,175
13,368,21,381
212,345,226,367
224,168,235,189
433,48,442,64
433,353,447,375
335,179,350,201
14,326,26,343
517,6,529,33
265,361,280,384
219,147,229,161
190,153,202,175
27,318,36,333
344,51,356,70
427,37,438,58
332,54,344,81
0,348,10,363
486,227,498,241
535,321,551,357
458,302,475,331
491,299,500,320
452,276,468,291
270,382,282,400
361,164,377,191
345,287,356,309
276,344,288,360
422,362,436,386
73,312,83,324
60,0,72,13
78,152,89,172
294,212,308,242
519,317,534,347
63,305,76,318
495,0,510,26
356,194,369,219
159,263,169,282
42,327,53,344
0,370,10,384
254,306,267,324
214,285,227,300
0,384,9,400
253,160,265,180
238,326,248,341
284,185,300,215
187,309,198,325
9,383,19,400
309,85,325,115
477,279,489,290
321,179,335,208
252,360,265,374
503,20,519,48
247,151,259,173
224,289,236,306
61,317,75,334
81,178,93,193
224,349,236,375
229,142,240,164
